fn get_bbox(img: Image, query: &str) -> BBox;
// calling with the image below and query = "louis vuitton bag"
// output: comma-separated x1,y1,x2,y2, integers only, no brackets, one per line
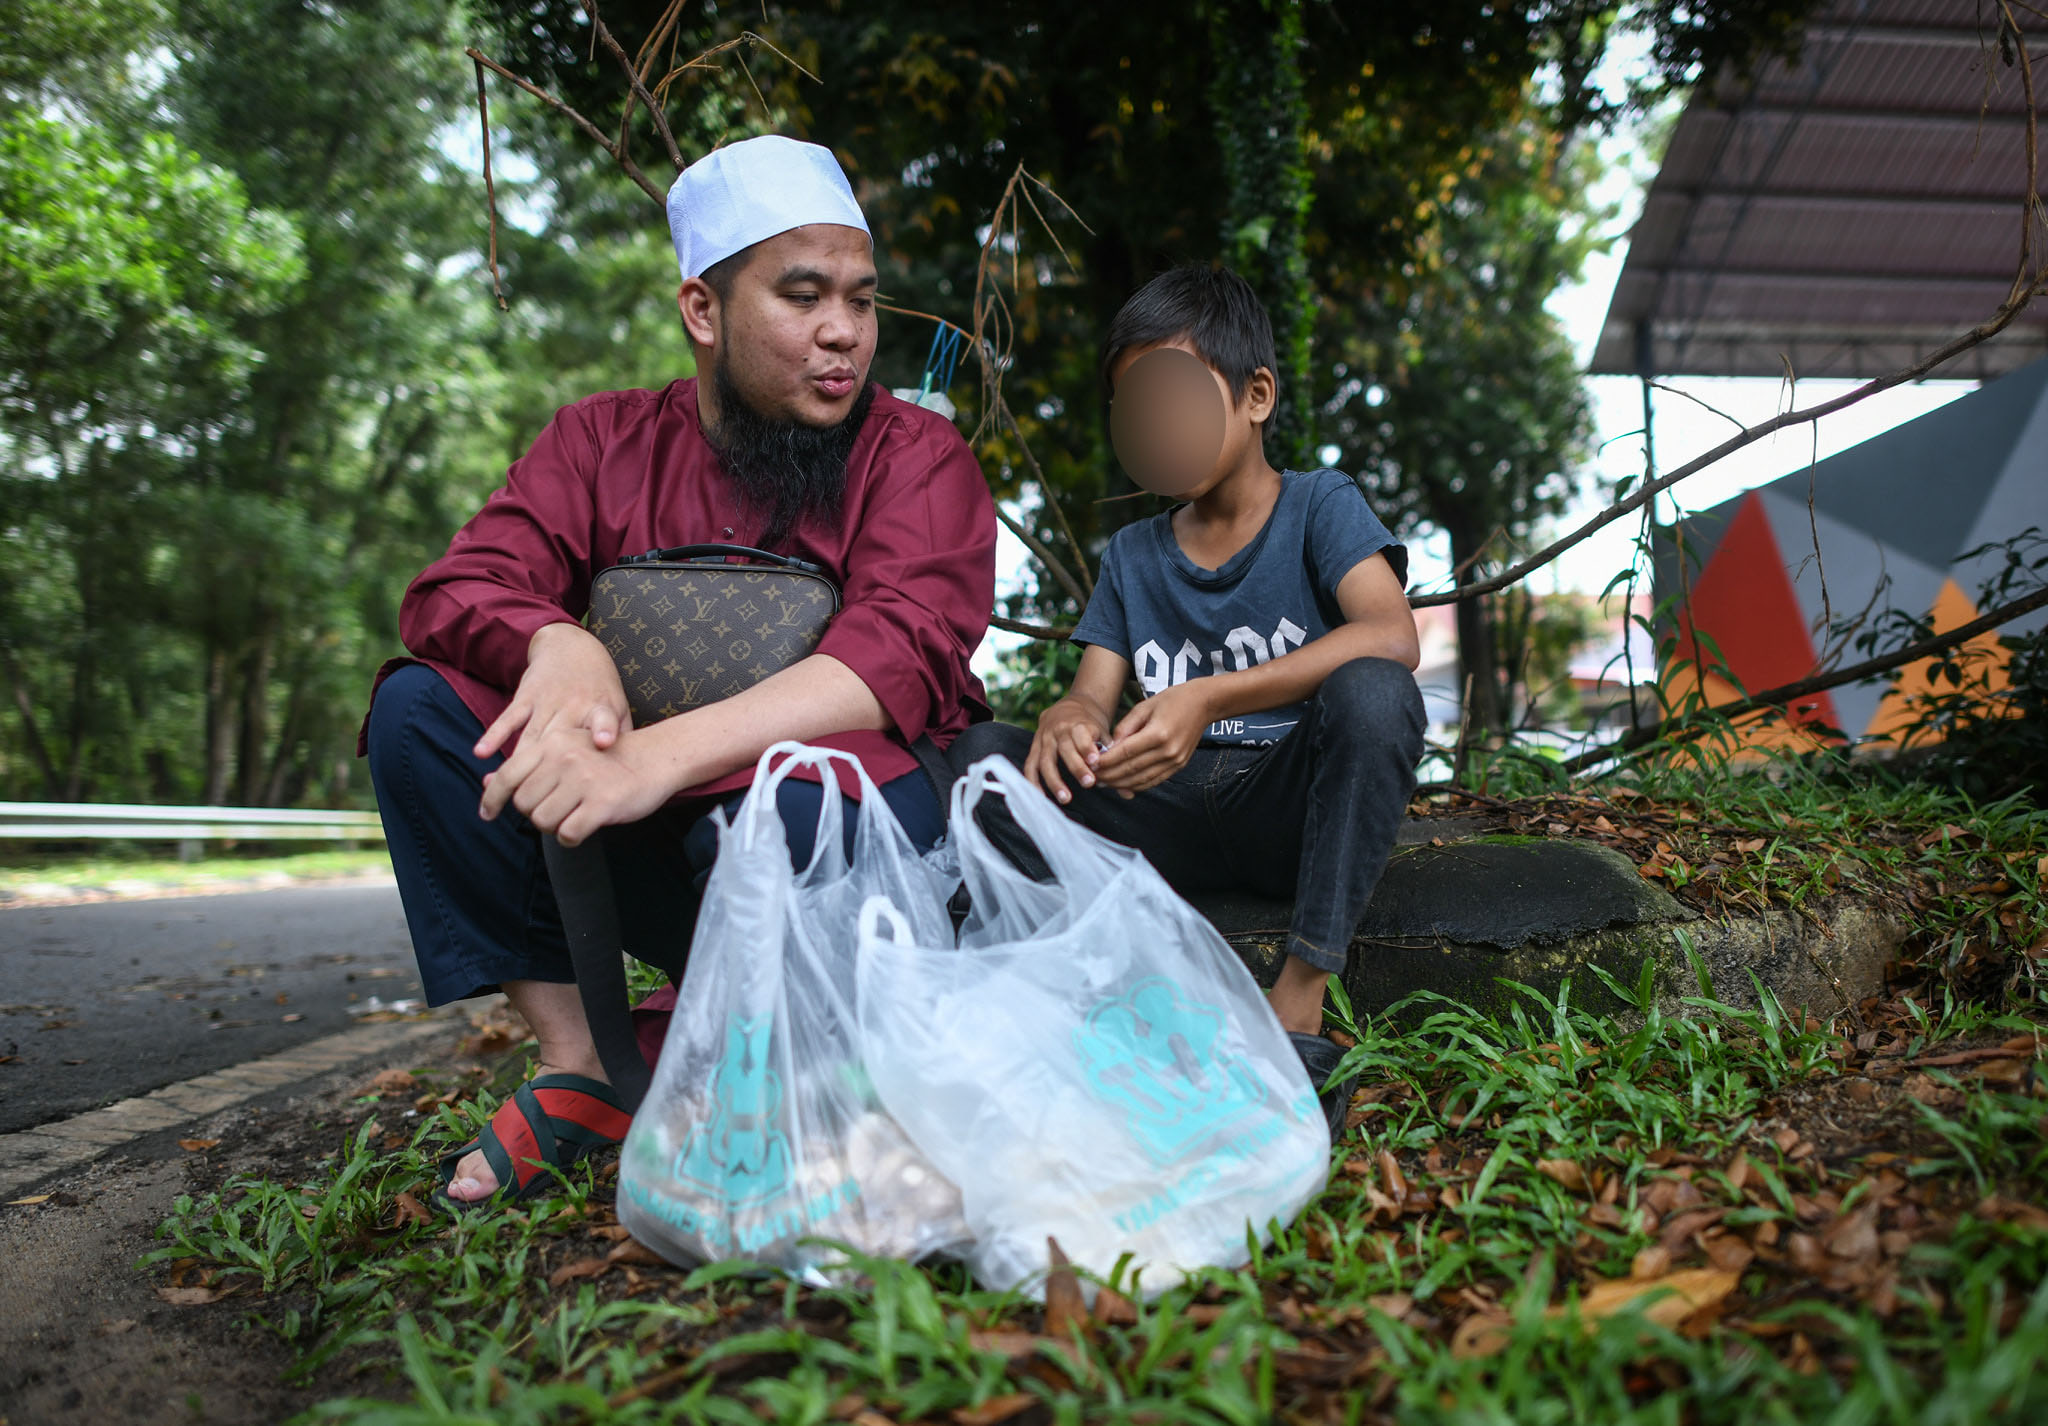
583,543,840,727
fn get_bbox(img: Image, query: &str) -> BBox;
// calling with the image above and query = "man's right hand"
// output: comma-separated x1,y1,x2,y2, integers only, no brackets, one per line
1026,695,1113,805
473,622,631,763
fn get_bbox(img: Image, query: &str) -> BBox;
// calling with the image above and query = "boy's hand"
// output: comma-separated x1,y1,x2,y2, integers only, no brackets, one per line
1027,696,1113,804
1093,683,1213,793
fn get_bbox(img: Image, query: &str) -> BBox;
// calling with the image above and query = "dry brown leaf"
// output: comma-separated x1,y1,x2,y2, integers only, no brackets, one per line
850,1412,899,1426
1631,1245,1673,1280
1450,1311,1513,1358
1659,1207,1730,1251
1576,1268,1740,1329
605,1238,667,1268
1787,1233,1827,1274
1536,1158,1587,1193
369,1068,416,1093
178,1137,221,1152
952,1393,1038,1426
1091,1286,1138,1326
1455,1269,1741,1360
546,1256,611,1288
1367,1292,1414,1319
1043,1237,1089,1339
1377,1150,1408,1201
155,1284,235,1306
1825,1207,1880,1262
389,1190,431,1229
7,1194,52,1206
968,1330,1049,1358
1703,1234,1756,1273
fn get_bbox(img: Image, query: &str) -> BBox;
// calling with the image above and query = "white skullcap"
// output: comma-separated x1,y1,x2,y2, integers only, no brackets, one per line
666,135,871,281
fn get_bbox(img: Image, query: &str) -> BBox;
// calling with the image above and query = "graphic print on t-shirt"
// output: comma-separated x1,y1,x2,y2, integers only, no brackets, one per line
1132,618,1313,741
1071,469,1407,748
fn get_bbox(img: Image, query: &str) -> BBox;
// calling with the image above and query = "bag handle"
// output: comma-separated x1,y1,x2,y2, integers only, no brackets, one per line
619,543,828,578
949,754,1103,892
739,741,891,876
857,893,915,949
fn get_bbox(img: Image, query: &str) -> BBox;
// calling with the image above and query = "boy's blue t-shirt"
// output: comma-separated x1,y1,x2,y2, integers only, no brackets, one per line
1071,468,1406,747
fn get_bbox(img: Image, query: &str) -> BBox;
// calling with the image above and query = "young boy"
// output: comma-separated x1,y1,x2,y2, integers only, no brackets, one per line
952,264,1426,1129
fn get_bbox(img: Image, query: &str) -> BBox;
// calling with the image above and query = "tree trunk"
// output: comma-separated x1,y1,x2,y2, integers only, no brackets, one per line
204,645,235,806
1448,522,1505,737
234,627,274,805
1,644,62,799
260,673,307,808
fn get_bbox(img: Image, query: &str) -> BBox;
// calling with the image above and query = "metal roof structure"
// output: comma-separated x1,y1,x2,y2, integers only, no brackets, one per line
1593,0,2048,381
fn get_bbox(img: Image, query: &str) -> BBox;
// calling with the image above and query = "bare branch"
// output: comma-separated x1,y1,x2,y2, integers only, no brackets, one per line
993,502,1089,609
578,2,687,174
992,614,1073,640
472,59,508,311
464,48,664,203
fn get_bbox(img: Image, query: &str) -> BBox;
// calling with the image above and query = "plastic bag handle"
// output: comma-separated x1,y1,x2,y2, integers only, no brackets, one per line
857,893,914,948
948,754,1098,890
741,741,887,873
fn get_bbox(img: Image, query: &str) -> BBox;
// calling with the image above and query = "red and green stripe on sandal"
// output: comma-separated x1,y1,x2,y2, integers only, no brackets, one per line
435,1073,632,1210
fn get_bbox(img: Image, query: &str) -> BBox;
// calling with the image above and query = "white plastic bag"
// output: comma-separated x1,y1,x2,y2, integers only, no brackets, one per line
855,755,1330,1298
617,743,968,1282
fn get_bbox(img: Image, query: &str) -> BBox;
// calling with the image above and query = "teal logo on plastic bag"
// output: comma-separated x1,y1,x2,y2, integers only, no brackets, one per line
672,1016,793,1207
1074,977,1268,1165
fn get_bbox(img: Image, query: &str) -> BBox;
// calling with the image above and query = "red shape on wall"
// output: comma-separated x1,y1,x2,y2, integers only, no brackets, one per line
1674,493,1842,733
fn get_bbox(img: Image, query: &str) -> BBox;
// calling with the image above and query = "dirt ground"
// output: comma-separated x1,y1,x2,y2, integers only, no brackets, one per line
0,1026,468,1426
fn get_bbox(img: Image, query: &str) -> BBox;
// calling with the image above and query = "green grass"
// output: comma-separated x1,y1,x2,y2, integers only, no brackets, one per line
145,959,2048,1425
0,847,391,895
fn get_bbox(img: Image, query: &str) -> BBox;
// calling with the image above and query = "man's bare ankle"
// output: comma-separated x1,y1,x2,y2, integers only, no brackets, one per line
534,1058,609,1085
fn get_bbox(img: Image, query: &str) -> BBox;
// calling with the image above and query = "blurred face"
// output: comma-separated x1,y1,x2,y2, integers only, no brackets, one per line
679,223,878,429
1108,338,1274,501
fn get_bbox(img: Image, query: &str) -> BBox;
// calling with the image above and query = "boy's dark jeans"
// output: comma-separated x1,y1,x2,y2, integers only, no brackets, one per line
950,656,1426,975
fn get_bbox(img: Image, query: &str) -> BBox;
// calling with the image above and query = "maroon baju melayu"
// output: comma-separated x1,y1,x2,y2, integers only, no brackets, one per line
363,379,996,797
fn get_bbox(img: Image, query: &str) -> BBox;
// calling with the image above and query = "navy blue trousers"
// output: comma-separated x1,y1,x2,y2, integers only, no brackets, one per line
365,663,945,1005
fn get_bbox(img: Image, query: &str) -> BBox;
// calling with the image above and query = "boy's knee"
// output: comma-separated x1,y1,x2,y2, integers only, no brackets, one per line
1317,658,1425,748
947,720,1033,772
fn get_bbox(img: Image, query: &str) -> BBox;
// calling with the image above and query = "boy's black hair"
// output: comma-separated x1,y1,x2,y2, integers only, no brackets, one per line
1099,263,1278,407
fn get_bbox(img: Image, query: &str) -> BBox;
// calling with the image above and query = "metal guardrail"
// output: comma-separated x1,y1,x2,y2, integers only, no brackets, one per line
0,802,386,842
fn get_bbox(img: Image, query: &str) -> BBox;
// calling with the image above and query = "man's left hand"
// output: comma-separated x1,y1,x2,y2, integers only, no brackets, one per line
1092,683,1213,793
479,722,677,846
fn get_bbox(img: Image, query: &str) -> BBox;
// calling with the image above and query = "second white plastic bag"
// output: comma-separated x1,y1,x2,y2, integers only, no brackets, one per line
855,755,1331,1297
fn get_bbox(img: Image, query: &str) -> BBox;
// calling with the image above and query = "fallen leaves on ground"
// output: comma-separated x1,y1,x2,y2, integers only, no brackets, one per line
178,1137,220,1152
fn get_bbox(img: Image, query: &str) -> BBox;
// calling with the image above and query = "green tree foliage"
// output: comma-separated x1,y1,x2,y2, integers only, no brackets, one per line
0,0,1826,802
472,2,1817,604
1320,114,1604,734
1,17,305,799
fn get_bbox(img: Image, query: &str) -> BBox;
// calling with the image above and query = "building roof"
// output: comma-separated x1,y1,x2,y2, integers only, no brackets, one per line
1592,0,2048,381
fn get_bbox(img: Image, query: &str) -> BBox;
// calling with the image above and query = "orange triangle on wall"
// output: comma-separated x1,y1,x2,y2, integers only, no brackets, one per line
1862,579,2015,743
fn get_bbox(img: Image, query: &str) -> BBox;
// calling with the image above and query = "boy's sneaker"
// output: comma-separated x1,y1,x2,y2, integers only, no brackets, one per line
1288,1032,1358,1141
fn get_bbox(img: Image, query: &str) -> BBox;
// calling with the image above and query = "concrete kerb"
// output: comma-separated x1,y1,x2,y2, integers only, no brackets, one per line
0,1013,458,1202
1198,837,1905,1027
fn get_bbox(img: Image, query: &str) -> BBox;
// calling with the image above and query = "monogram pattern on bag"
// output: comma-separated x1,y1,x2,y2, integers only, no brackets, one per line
587,562,838,725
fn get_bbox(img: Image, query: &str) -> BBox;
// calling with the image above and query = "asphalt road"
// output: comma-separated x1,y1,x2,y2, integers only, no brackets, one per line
0,881,420,1134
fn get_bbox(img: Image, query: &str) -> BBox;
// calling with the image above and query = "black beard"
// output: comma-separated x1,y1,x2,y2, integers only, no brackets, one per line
706,355,874,548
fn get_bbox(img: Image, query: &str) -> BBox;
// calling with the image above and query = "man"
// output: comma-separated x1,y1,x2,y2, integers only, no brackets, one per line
364,135,996,1207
